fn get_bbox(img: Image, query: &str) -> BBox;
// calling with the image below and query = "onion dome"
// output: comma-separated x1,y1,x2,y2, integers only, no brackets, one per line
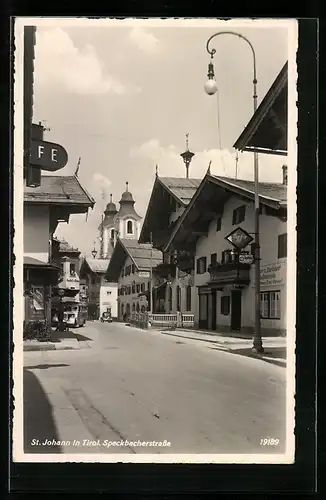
104,194,118,215
119,182,135,204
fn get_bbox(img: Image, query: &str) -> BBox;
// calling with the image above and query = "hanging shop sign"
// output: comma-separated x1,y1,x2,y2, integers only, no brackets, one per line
138,271,150,278
225,226,253,250
239,253,254,265
30,139,68,171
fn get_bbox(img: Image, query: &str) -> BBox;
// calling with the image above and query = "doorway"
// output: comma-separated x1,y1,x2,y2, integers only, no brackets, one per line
211,290,217,330
198,293,209,329
231,290,242,331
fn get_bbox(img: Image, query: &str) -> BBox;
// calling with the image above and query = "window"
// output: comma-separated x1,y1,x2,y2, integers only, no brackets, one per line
110,229,115,239
70,263,76,276
176,285,181,312
221,250,232,264
221,296,230,315
127,220,133,234
121,268,124,277
260,291,281,319
196,256,207,274
210,253,217,267
132,303,135,312
128,286,131,295
278,233,287,258
141,283,145,293
136,284,140,293
131,264,135,274
168,287,173,312
106,291,112,296
216,217,222,232
232,205,246,225
186,285,192,311
132,283,136,294
136,303,140,312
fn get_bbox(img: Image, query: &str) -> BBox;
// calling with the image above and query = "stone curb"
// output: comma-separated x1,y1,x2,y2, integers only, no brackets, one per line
23,342,75,352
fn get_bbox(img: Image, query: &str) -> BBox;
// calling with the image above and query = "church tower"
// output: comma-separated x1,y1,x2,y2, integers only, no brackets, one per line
116,182,142,239
99,183,142,258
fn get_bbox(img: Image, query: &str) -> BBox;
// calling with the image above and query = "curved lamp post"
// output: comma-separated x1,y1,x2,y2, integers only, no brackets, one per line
204,31,263,353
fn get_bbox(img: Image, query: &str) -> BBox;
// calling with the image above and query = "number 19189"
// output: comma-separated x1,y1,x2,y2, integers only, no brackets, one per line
260,438,279,446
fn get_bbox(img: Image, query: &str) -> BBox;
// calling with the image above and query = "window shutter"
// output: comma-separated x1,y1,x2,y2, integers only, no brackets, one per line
203,257,207,272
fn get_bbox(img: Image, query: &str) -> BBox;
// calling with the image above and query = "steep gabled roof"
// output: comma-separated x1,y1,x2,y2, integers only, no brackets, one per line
139,175,202,245
233,62,288,155
24,175,95,208
86,258,110,274
165,173,287,252
105,238,162,282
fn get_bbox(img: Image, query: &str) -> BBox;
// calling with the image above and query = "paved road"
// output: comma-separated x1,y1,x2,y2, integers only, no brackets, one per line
23,321,287,456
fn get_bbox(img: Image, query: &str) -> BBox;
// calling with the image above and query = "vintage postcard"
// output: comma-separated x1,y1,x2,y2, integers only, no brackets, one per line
13,17,297,464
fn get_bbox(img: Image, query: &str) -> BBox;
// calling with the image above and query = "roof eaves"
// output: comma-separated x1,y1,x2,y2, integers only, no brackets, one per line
233,62,288,151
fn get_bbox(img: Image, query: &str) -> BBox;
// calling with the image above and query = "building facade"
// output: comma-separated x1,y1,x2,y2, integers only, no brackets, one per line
138,174,201,315
166,172,287,336
23,175,94,330
105,238,162,321
79,258,118,319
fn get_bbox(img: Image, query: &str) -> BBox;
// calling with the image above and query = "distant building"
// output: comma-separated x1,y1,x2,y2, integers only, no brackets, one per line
99,183,142,259
79,258,118,319
105,238,162,321
166,172,287,335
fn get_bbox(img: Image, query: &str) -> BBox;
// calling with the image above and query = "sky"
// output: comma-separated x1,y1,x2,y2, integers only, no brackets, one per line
30,19,293,256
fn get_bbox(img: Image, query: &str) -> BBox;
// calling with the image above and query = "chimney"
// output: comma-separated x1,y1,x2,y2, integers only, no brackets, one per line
282,165,288,185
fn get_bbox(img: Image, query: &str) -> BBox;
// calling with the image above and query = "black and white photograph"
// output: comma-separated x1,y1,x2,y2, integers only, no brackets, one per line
13,17,297,464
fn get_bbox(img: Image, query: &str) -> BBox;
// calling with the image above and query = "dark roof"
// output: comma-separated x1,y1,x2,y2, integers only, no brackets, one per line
212,175,287,204
139,175,202,245
24,256,60,270
158,177,202,204
24,175,95,207
165,173,287,252
233,62,288,155
105,238,162,282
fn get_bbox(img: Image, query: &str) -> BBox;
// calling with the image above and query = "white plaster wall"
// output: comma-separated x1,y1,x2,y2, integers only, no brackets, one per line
100,277,118,317
194,195,287,331
24,204,50,263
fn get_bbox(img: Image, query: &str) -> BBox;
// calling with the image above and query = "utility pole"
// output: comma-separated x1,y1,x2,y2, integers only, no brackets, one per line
149,232,153,315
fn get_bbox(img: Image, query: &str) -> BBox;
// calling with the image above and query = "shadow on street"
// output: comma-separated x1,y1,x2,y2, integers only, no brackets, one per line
23,368,61,453
24,364,70,370
50,329,93,343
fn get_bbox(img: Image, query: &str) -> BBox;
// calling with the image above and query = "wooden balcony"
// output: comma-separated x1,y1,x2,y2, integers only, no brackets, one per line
208,261,251,287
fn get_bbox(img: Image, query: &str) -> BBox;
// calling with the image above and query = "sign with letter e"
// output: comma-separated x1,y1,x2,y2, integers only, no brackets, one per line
30,140,68,171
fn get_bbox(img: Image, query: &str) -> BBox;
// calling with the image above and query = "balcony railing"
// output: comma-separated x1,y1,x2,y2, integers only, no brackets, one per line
208,261,251,286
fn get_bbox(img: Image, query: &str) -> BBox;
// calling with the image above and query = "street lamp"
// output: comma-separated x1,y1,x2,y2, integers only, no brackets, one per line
204,31,263,354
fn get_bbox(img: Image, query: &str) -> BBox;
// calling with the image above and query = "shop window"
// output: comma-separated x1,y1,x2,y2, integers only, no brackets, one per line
216,217,222,232
260,291,281,319
232,205,246,225
278,233,287,258
186,285,192,311
196,256,207,274
127,220,133,234
221,296,230,315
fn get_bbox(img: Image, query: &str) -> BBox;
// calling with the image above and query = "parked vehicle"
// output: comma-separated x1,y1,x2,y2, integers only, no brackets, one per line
100,311,112,323
64,303,86,328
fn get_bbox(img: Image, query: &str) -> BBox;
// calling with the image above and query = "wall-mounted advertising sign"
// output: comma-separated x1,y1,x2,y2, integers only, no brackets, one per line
30,139,68,171
138,271,150,278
